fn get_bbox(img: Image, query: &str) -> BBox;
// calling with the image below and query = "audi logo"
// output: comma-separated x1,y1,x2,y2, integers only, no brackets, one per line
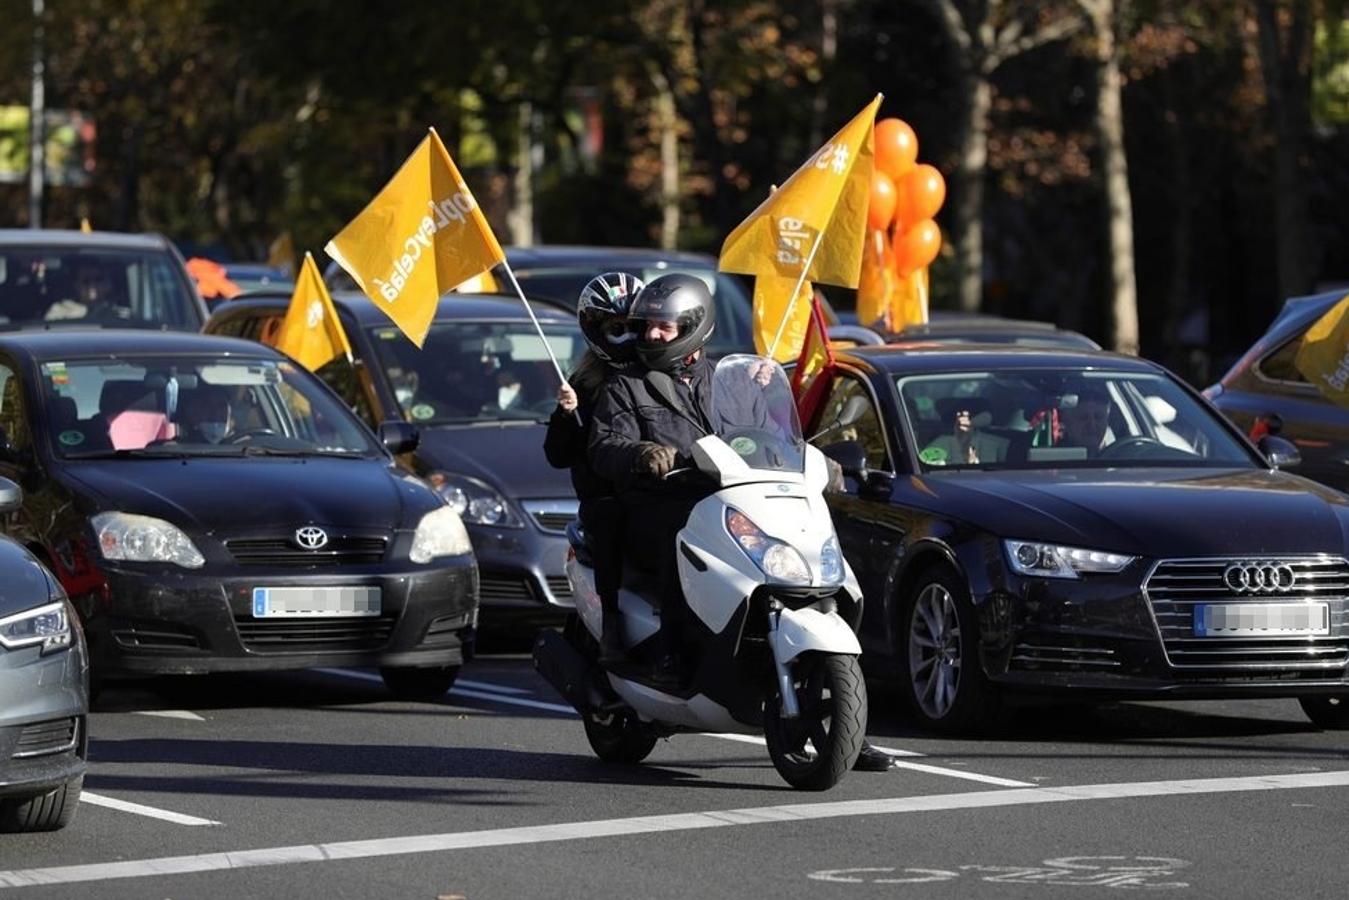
295,526,329,550
1222,561,1296,594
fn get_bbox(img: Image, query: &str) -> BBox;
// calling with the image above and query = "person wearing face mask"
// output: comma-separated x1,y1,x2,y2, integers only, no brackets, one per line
180,387,234,444
544,272,643,664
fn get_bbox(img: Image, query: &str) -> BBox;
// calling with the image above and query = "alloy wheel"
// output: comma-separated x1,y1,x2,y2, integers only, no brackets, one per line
908,582,962,720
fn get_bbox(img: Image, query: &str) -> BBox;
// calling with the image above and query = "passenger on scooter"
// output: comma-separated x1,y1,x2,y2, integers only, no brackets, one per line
588,273,718,686
543,272,644,665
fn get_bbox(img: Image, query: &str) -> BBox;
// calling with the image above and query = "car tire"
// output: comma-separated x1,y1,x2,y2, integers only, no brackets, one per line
0,775,82,833
897,564,1000,734
764,652,867,791
379,665,461,702
1298,695,1349,729
583,712,658,763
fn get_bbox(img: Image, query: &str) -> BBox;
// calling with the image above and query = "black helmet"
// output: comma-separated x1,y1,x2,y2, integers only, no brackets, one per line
577,272,643,365
628,274,716,373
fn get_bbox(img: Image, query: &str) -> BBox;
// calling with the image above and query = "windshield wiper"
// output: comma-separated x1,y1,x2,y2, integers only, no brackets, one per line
237,446,366,458
66,447,196,459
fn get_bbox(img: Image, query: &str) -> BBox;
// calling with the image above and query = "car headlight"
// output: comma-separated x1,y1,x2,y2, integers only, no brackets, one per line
426,472,522,527
410,506,473,563
1004,539,1135,580
820,536,845,586
92,512,205,569
0,601,72,655
725,508,811,585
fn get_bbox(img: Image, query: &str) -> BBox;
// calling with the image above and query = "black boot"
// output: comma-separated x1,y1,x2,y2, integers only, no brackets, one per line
853,742,897,772
599,613,625,665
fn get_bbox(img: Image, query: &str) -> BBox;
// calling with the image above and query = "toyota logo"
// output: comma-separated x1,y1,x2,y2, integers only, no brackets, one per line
295,526,329,550
1222,561,1296,594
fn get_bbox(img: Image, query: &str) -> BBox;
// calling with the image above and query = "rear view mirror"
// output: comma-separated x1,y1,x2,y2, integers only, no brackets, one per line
378,420,419,455
1257,435,1300,470
0,476,21,513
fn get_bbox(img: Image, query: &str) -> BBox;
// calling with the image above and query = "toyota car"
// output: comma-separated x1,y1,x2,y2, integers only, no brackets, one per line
0,331,478,699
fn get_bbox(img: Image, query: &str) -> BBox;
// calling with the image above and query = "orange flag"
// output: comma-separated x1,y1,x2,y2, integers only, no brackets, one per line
272,252,353,372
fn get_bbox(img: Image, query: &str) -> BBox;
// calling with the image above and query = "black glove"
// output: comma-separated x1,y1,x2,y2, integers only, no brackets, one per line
634,442,678,476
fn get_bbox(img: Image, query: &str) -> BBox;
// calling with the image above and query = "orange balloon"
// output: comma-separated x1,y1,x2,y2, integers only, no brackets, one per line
892,219,942,277
867,172,897,231
896,164,946,228
874,118,918,182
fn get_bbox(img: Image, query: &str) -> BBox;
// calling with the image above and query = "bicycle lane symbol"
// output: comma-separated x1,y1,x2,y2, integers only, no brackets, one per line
809,856,1191,889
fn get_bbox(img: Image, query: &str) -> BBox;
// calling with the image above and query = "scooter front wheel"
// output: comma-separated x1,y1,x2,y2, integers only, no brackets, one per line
583,712,658,763
764,652,866,791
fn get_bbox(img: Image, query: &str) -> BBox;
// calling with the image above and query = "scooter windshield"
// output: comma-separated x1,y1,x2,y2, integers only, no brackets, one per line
709,354,806,473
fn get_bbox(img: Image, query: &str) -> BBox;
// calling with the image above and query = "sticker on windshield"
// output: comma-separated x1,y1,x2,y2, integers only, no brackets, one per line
919,446,948,466
730,436,758,456
57,430,85,447
411,403,435,421
42,362,69,386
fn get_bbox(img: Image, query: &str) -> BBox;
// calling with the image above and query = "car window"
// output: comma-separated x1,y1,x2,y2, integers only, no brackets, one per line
810,374,892,472
0,246,201,330
367,320,584,425
895,369,1252,470
315,357,376,427
1256,335,1309,385
38,356,381,458
0,362,31,454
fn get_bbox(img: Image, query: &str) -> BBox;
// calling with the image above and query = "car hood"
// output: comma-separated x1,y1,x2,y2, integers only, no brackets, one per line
0,540,54,618
63,457,432,534
917,467,1349,557
414,423,572,499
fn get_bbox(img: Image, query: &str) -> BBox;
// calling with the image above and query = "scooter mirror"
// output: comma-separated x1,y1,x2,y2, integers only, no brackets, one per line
820,439,867,479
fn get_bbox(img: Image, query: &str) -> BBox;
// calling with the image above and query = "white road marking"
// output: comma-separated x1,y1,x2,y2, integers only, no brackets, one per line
11,771,1349,889
132,710,205,721
318,668,1026,785
79,792,221,827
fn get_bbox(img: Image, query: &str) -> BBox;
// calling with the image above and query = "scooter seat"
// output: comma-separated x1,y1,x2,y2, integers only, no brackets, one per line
565,519,594,567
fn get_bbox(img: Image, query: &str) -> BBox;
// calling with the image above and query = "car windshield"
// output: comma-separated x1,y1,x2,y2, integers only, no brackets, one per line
512,265,753,357
368,321,584,424
710,354,805,473
43,356,381,458
0,247,200,330
896,369,1254,471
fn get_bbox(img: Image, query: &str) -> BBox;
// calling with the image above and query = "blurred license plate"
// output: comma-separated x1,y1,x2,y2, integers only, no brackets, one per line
1193,603,1329,637
252,587,381,618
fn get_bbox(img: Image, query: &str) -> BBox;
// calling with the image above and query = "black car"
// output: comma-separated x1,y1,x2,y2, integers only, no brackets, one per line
0,229,208,331
0,477,87,833
0,331,477,699
888,316,1102,350
207,293,585,629
807,343,1349,732
1205,290,1349,492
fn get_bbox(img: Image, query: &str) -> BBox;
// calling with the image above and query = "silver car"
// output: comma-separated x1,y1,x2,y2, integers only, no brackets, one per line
0,478,88,833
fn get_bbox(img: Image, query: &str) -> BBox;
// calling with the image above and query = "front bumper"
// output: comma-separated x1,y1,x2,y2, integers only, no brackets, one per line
74,555,478,677
973,558,1349,699
0,640,88,798
469,521,571,618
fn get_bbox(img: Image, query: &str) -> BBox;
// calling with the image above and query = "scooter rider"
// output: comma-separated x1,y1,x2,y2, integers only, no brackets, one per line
588,273,717,686
543,271,644,665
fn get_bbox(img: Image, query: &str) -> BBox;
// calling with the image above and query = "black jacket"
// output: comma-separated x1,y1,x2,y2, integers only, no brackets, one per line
543,361,613,502
588,355,715,491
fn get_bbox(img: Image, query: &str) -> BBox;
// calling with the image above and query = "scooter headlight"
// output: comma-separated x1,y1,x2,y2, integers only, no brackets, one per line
725,508,811,586
819,536,844,586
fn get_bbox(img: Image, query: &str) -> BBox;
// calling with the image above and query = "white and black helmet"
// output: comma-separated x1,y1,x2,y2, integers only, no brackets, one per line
577,271,644,364
628,273,716,373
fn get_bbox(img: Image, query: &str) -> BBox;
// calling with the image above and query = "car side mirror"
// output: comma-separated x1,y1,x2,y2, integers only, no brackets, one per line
1257,435,1300,470
0,476,20,513
378,420,419,455
820,439,867,479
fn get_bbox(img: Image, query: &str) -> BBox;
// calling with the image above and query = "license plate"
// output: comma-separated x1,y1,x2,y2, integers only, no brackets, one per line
1193,602,1329,637
252,587,381,618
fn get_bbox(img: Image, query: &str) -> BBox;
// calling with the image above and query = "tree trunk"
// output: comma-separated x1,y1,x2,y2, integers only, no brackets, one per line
653,72,680,249
509,101,534,247
1090,5,1140,354
954,71,990,313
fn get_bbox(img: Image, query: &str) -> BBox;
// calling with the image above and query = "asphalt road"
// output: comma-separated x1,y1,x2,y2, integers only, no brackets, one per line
2,656,1348,899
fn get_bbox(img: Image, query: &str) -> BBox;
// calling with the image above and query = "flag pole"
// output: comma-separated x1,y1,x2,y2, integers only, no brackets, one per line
498,258,583,425
767,232,824,359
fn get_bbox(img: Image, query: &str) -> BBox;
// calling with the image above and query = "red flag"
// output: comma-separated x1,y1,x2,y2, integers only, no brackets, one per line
790,295,836,427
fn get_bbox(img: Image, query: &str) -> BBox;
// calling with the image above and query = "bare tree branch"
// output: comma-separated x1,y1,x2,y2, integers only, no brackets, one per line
919,0,974,59
986,11,1083,73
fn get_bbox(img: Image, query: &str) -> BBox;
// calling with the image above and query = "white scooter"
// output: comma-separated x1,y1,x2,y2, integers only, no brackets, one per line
534,355,867,790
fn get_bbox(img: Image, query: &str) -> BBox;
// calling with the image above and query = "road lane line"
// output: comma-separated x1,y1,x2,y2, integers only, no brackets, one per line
79,792,221,827
132,710,206,721
319,669,1028,786
13,771,1349,889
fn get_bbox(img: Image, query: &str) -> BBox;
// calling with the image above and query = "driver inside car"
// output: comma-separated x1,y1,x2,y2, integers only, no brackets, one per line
1058,386,1113,456
179,387,235,444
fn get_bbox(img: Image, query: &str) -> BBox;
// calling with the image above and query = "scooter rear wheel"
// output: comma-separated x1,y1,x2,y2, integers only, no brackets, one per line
764,652,866,791
583,712,658,763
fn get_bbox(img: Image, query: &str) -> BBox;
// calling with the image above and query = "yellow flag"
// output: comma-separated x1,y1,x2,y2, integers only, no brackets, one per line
752,275,814,362
267,231,296,277
890,268,929,331
719,94,880,289
855,229,895,330
272,252,353,372
324,128,505,347
1295,292,1349,406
